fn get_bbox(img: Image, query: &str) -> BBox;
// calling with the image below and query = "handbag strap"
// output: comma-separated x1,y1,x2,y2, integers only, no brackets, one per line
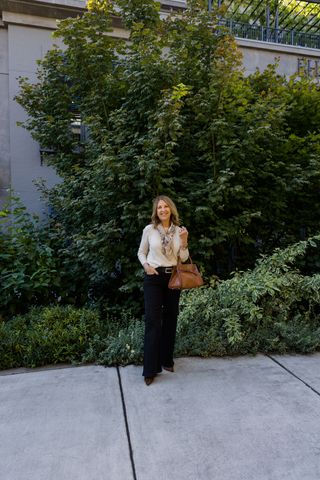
177,254,193,265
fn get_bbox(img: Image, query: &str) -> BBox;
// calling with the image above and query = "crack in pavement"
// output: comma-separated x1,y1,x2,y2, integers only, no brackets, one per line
116,367,138,480
267,354,320,399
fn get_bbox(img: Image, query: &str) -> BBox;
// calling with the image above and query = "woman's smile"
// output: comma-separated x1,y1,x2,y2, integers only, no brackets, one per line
157,200,171,221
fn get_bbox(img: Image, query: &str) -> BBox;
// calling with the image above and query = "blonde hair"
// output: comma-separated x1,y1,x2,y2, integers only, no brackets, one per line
151,195,180,227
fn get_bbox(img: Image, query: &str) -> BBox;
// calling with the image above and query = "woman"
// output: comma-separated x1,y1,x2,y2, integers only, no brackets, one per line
138,195,189,386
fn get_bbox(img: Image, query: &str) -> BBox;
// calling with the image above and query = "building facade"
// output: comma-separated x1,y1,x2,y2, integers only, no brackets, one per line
1,0,320,214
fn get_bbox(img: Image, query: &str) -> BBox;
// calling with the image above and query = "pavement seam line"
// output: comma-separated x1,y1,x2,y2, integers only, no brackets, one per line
116,366,138,480
267,354,320,399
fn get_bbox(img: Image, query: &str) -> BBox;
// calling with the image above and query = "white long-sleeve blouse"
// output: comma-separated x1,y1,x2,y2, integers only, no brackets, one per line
138,224,189,268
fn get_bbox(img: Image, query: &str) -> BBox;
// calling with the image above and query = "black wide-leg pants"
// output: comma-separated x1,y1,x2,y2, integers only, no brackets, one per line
143,271,181,377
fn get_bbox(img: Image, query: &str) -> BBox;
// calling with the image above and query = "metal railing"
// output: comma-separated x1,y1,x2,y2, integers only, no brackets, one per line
221,19,320,50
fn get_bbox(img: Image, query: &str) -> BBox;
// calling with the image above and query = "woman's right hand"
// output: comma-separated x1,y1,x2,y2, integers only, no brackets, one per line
144,263,159,275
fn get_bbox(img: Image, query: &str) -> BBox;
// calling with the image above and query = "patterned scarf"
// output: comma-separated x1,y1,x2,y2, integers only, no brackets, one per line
157,223,176,258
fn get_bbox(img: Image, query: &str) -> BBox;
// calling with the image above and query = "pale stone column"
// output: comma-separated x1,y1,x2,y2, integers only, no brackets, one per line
0,26,10,208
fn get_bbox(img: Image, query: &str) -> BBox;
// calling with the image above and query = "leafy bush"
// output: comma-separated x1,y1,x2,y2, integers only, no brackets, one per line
0,196,59,319
81,309,144,365
176,236,320,356
92,320,144,366
0,195,88,320
0,306,102,369
1,239,320,371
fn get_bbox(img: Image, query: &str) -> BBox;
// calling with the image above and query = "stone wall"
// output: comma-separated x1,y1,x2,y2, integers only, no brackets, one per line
239,38,320,79
6,22,63,214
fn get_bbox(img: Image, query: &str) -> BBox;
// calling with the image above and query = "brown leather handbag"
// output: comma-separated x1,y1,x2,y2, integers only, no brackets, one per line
168,256,204,290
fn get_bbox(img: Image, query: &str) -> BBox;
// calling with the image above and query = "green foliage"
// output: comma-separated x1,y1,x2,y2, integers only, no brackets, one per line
0,196,61,319
15,0,320,312
1,238,320,370
0,194,92,320
92,320,144,366
81,308,144,365
177,236,320,356
0,306,102,369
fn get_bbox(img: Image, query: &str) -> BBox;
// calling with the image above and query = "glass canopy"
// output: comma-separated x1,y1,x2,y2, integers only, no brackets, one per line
209,0,320,48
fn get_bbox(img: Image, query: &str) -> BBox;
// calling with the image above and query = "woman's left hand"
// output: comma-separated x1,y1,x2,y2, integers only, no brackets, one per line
179,226,188,247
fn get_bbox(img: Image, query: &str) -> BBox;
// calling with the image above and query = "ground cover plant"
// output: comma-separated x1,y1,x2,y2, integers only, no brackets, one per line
1,236,319,370
0,306,102,369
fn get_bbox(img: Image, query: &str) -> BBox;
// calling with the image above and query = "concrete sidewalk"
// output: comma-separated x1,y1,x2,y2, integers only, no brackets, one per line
1,354,320,480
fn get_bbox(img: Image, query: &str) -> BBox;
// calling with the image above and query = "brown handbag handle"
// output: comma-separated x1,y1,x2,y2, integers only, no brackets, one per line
177,254,192,265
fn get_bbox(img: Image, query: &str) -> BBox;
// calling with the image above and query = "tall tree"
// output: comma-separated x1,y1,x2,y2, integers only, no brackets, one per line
17,0,320,311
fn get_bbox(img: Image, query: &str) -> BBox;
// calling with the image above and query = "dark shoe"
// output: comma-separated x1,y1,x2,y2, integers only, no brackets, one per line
163,366,174,373
144,376,154,386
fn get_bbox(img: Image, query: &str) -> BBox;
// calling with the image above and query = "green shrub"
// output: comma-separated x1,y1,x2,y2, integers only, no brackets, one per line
0,315,29,370
81,308,144,365
0,305,102,369
1,237,320,371
88,320,144,366
0,304,144,370
0,196,84,320
177,236,320,356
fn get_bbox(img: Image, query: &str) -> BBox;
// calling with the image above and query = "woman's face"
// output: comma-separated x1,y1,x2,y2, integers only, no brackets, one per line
157,199,171,224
